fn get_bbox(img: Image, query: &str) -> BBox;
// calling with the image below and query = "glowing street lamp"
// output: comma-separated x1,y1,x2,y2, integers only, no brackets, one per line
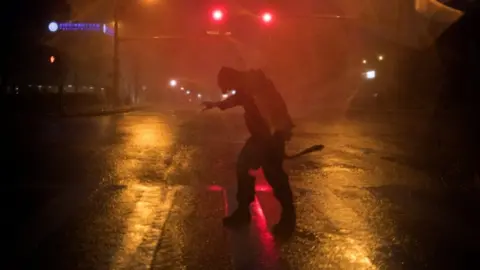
49,56,56,63
365,70,376,79
169,79,177,87
197,93,202,98
186,90,191,94
378,55,384,61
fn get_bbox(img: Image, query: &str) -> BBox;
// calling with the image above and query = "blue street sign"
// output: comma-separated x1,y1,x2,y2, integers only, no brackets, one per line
48,21,114,36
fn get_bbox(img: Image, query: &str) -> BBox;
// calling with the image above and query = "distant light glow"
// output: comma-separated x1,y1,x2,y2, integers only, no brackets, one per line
197,94,202,98
231,89,236,95
186,90,190,94
378,55,384,61
362,59,367,64
365,70,376,79
222,94,229,99
169,79,177,87
49,56,55,63
180,87,184,90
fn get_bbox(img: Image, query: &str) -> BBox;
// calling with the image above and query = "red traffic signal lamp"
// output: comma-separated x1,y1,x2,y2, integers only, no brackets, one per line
261,12,273,23
210,8,226,22
260,11,274,25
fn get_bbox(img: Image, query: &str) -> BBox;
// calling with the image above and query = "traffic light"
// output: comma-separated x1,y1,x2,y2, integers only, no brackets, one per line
260,11,273,24
210,8,225,22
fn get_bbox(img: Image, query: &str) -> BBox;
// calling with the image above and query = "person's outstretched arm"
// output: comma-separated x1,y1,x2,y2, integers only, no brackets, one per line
202,94,241,111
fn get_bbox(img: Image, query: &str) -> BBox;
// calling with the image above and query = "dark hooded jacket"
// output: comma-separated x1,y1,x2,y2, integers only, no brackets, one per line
216,67,294,139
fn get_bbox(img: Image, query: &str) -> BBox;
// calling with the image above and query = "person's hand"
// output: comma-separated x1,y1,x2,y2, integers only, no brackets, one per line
201,101,217,111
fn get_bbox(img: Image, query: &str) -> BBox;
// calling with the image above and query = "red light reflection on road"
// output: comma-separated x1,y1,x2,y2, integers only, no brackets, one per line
208,184,272,192
251,197,278,266
208,184,223,192
208,170,279,267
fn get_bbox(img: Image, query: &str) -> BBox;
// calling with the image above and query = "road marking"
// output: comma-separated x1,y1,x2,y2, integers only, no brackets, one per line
110,184,180,270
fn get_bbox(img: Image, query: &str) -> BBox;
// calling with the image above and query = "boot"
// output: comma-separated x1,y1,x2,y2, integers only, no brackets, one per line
223,207,251,228
272,208,296,237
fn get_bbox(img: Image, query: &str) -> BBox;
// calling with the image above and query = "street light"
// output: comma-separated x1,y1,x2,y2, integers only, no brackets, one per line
169,79,177,87
364,70,376,79
378,55,384,61
49,56,56,63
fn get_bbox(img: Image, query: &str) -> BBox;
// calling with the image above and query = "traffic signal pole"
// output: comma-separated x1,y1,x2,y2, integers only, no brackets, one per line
113,0,120,106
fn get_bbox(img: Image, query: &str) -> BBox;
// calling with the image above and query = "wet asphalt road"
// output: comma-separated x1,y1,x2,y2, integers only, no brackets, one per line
1,109,479,269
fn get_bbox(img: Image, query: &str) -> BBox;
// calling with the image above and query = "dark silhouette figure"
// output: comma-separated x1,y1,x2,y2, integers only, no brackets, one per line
202,67,323,236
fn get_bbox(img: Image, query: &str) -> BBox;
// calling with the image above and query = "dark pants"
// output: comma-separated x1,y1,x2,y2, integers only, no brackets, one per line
236,133,294,216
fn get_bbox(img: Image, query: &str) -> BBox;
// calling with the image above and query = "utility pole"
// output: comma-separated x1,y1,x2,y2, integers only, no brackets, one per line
133,55,139,104
113,0,120,106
